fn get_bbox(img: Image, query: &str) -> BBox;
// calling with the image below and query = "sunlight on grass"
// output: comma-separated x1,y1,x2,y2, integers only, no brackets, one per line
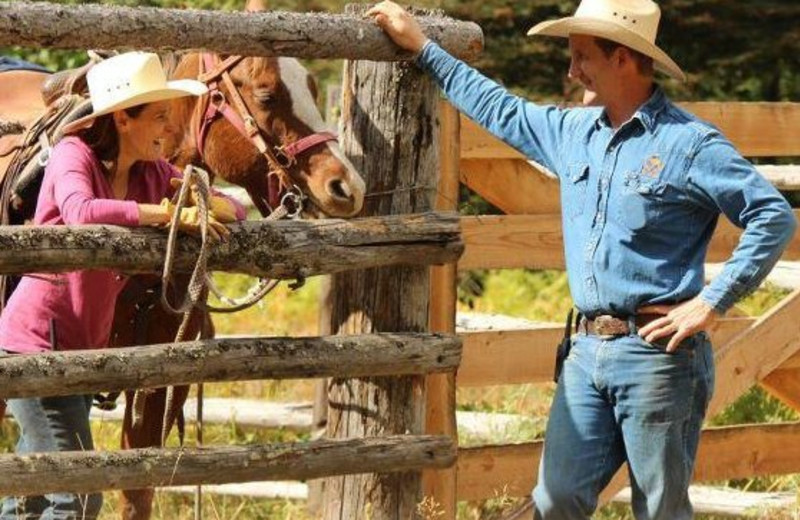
0,270,796,519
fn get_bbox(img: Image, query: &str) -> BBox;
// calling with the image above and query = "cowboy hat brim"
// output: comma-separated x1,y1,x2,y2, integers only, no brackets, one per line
62,79,208,134
527,18,686,82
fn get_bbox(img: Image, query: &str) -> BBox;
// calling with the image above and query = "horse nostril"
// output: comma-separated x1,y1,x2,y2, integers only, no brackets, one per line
327,179,352,201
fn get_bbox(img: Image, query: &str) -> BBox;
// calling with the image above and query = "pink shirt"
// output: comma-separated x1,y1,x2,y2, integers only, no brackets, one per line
0,136,245,354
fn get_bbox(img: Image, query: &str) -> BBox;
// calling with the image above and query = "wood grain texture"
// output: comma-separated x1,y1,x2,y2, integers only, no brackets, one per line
0,435,455,497
0,213,462,277
322,9,442,517
0,2,483,61
0,333,461,399
457,422,800,501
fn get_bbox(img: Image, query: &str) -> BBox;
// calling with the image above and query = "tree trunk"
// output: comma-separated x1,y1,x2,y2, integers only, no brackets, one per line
0,2,482,62
322,6,444,518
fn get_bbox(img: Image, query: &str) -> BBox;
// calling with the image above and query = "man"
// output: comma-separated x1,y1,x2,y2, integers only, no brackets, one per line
367,0,797,519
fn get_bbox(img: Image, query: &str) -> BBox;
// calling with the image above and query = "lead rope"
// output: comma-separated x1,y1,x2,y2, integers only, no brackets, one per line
132,166,304,439
203,189,304,313
130,165,213,441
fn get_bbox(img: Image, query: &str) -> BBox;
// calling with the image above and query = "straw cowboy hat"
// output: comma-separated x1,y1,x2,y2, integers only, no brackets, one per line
63,52,207,134
527,0,686,82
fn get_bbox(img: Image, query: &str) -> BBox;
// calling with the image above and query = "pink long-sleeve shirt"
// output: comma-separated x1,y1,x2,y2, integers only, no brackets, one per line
0,136,246,354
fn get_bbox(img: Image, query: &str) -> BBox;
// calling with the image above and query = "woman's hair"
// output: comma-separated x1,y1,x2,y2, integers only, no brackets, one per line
76,104,148,166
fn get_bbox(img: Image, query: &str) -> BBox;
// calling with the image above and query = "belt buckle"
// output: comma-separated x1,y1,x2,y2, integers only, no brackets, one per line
594,315,629,337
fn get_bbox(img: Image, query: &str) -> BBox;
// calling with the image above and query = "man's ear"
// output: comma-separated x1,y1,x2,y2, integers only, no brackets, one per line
616,47,637,72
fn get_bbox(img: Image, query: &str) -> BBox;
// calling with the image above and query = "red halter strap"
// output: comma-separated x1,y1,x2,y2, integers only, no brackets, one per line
193,54,339,172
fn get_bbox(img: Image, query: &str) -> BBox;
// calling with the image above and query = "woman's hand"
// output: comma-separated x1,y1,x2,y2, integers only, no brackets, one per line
366,1,429,53
169,177,238,223
138,200,230,242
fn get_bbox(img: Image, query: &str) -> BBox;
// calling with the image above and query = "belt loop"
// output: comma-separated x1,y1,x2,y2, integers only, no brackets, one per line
627,315,637,336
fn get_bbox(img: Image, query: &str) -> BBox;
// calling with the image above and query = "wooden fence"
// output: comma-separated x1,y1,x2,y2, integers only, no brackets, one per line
425,99,800,514
0,2,482,517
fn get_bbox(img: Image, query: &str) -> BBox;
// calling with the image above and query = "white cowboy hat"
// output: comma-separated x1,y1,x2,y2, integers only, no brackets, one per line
63,52,207,134
527,0,686,82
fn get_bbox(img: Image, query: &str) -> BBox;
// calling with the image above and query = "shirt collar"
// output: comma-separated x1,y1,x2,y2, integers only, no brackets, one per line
594,86,667,133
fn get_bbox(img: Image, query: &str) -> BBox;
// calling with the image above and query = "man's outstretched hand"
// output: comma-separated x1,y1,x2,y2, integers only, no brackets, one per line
366,1,429,53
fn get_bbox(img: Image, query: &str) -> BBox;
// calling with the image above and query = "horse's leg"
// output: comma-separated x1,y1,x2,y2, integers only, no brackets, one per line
115,275,207,520
120,385,191,520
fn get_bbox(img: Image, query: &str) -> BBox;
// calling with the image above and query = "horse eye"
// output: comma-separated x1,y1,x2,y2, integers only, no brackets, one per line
254,90,274,105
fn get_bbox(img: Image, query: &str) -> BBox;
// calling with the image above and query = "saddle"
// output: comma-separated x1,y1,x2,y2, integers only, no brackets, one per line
0,60,99,310
39,59,94,108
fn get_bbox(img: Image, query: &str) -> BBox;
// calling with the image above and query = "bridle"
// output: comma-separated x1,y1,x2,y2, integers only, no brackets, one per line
193,53,338,214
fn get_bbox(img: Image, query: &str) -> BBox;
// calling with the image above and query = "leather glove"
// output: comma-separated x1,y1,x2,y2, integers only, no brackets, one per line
169,177,238,223
159,198,230,242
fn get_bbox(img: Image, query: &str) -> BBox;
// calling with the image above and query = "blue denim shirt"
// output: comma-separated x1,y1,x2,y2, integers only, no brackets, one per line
418,42,797,316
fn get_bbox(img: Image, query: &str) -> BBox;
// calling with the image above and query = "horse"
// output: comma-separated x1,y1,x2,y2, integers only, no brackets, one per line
0,37,365,520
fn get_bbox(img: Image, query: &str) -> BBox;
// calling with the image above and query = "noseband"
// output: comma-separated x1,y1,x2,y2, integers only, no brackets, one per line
193,53,338,213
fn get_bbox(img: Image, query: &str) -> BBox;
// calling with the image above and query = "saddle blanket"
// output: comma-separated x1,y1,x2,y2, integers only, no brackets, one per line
0,56,50,74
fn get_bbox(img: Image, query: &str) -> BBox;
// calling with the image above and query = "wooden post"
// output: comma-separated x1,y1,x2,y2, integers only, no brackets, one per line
321,5,444,518
423,101,460,518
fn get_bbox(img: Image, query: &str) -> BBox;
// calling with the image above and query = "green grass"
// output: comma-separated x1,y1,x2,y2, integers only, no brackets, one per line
0,271,797,519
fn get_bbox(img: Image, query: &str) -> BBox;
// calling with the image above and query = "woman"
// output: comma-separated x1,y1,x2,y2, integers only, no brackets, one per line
0,52,245,519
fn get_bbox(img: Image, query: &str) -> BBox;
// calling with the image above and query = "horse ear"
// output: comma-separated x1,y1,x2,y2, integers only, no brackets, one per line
245,0,267,12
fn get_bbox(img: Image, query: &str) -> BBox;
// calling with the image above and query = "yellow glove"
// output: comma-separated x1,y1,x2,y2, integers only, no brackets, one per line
160,198,230,242
169,177,238,223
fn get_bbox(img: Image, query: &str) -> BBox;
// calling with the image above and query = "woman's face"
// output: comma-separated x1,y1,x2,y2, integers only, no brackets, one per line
115,101,174,162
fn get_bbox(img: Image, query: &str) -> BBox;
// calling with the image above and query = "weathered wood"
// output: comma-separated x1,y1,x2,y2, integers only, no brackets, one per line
0,333,461,399
458,212,800,271
459,214,564,270
460,103,800,159
0,2,482,61
322,6,441,517
423,101,460,519
456,422,800,502
709,289,800,417
457,317,754,386
0,213,462,277
0,435,455,497
460,159,559,215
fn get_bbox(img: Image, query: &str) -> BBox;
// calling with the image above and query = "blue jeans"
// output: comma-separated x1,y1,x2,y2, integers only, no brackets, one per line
533,332,714,520
1,393,103,519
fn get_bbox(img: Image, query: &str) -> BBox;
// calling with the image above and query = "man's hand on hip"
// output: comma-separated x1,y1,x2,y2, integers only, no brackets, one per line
637,296,719,352
366,1,429,53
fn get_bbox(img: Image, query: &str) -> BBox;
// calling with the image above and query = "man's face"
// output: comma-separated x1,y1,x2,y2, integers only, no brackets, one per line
568,35,616,105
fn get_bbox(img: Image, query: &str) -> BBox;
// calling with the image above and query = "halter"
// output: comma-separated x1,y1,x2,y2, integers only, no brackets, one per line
193,53,338,213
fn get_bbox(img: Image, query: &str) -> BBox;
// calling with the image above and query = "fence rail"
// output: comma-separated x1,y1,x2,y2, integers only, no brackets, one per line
0,212,462,277
0,333,461,399
0,1,483,61
0,435,454,496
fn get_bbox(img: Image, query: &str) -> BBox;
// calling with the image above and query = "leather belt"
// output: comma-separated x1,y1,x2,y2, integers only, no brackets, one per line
577,314,662,337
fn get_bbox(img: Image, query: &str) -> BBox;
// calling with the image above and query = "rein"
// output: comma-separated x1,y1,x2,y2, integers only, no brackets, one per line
193,53,337,213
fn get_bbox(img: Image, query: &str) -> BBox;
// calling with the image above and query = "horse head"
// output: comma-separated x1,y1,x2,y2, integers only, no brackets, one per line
165,53,365,219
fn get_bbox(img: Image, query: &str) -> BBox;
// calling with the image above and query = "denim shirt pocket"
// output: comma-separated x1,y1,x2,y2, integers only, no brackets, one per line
565,163,590,220
617,171,667,231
